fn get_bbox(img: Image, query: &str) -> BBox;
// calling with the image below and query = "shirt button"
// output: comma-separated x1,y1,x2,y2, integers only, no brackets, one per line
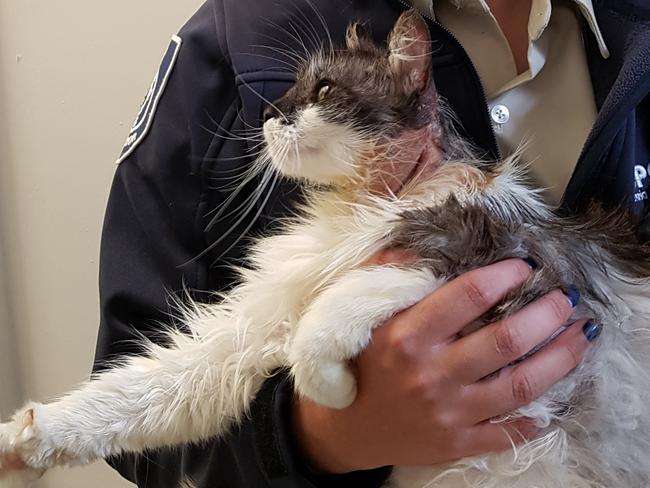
491,104,510,124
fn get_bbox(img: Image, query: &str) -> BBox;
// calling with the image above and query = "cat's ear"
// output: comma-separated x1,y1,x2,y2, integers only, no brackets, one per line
388,10,432,95
345,22,374,51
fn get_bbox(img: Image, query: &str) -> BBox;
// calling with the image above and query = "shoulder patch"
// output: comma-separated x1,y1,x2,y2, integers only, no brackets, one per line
116,35,182,164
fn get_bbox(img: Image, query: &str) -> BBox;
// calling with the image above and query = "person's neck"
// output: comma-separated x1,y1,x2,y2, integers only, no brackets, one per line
486,0,533,74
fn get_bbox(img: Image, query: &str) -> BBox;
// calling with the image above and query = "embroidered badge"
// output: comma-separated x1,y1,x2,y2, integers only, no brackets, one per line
116,35,182,164
635,163,650,203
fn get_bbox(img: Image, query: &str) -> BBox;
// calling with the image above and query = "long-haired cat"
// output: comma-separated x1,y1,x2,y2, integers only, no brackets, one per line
3,10,650,488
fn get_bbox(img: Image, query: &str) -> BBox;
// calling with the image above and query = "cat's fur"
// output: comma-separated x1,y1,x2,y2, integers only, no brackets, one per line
3,10,650,488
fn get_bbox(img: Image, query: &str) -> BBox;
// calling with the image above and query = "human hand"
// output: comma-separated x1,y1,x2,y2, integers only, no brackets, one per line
292,256,595,473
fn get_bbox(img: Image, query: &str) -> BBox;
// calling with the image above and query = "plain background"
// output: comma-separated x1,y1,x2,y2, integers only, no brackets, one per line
0,0,204,486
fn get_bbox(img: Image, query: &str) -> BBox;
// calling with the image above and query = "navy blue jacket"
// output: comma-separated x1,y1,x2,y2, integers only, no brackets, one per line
93,0,650,486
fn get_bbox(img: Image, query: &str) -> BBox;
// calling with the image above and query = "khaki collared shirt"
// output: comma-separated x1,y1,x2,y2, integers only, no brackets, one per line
413,0,609,204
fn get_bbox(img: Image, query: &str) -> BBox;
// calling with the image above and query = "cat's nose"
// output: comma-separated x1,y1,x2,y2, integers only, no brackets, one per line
263,105,284,124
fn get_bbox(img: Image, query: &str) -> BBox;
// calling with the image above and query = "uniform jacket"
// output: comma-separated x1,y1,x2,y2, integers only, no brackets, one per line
93,0,650,486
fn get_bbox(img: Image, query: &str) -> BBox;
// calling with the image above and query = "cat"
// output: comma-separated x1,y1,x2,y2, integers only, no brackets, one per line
3,9,650,488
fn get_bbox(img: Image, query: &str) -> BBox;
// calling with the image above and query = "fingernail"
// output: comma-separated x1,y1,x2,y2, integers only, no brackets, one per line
523,257,539,270
565,285,580,308
582,320,602,342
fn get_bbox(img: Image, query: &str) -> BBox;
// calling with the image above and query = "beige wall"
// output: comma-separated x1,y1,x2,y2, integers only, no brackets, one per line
0,1,204,486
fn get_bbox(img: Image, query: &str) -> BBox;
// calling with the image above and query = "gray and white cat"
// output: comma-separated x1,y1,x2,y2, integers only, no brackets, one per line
3,10,650,488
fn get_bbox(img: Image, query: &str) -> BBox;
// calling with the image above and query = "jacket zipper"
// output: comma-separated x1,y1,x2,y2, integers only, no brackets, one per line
396,0,501,159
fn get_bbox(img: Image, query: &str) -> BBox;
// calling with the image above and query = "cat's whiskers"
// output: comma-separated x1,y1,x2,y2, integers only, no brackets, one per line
251,43,307,67
200,126,265,143
201,136,287,240
204,163,266,226
266,19,313,60
239,77,290,125
236,110,266,133
286,1,326,55
299,0,334,53
261,17,315,58
234,51,297,72
207,159,271,191
196,116,273,194
201,149,269,165
203,152,287,264
200,121,266,144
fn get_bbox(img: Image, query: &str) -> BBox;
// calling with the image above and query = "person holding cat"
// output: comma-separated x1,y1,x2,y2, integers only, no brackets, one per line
88,0,650,487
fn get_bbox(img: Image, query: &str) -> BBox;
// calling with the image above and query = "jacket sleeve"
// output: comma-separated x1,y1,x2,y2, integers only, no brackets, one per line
93,2,390,487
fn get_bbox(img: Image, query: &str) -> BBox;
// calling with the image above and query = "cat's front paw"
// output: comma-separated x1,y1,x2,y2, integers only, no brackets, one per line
292,359,357,409
0,408,46,482
289,267,440,409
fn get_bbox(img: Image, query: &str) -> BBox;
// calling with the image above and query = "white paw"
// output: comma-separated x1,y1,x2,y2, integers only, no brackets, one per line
0,409,45,483
292,359,357,409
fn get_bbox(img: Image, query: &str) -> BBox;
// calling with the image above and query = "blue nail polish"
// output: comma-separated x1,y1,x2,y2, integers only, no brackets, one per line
523,257,539,270
582,321,602,342
566,286,580,308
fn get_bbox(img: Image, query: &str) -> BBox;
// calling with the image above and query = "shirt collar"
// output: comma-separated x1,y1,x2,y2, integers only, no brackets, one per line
571,0,609,58
414,0,609,58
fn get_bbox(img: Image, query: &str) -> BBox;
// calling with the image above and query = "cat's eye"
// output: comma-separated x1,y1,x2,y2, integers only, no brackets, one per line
317,82,331,102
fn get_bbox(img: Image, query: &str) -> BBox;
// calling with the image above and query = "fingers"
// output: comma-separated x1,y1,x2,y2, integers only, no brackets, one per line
466,319,595,423
449,289,576,384
405,259,532,341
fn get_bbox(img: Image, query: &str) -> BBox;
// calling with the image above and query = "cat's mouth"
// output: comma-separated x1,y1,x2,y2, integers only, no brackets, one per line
263,113,364,185
263,115,444,194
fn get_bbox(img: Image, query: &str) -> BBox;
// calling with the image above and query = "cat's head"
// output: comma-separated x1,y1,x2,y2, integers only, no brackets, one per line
262,10,443,194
